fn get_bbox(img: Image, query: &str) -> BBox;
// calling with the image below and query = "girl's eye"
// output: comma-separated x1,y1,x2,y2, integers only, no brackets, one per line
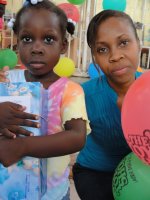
120,40,129,47
44,37,54,44
97,47,108,53
22,37,32,43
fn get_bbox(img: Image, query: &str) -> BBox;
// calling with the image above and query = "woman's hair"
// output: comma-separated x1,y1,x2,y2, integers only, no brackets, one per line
87,10,139,50
13,0,75,37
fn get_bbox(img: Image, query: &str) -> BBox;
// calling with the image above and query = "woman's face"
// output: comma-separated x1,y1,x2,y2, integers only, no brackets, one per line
93,17,140,85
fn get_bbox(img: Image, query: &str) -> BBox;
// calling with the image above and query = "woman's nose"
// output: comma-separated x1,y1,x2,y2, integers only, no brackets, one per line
109,48,124,62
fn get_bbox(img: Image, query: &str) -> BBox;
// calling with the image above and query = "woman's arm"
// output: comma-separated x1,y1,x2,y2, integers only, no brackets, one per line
0,118,86,167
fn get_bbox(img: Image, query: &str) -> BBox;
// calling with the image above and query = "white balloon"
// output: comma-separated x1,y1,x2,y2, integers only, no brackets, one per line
7,21,13,28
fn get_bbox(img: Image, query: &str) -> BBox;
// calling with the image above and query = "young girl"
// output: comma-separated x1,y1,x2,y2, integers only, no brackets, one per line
73,10,142,200
0,1,90,199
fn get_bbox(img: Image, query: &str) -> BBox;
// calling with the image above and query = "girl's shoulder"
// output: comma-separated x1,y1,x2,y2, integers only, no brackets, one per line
48,78,84,102
49,77,83,93
61,78,84,98
66,78,84,92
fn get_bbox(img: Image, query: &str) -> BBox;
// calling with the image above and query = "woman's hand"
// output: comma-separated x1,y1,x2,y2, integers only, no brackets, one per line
0,102,40,139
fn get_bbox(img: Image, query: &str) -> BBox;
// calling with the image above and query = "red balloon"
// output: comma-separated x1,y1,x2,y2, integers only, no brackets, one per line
122,71,150,165
58,3,80,23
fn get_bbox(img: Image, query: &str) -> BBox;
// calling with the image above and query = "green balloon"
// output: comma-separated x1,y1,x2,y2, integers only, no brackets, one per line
112,153,150,200
0,48,18,69
102,0,126,12
67,0,85,5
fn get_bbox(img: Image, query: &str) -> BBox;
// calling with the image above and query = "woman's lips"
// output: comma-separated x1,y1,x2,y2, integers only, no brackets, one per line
112,67,128,76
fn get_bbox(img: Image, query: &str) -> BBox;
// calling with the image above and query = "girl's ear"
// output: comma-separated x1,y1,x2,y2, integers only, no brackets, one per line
60,38,68,54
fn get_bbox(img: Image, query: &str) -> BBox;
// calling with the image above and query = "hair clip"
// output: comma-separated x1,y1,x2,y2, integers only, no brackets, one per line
7,18,15,29
30,0,43,4
68,18,76,27
24,0,43,6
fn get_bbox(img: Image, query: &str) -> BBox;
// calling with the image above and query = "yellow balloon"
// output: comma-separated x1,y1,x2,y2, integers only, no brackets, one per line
53,57,75,77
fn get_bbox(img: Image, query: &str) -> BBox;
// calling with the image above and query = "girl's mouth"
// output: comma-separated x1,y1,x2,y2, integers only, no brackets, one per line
29,62,45,69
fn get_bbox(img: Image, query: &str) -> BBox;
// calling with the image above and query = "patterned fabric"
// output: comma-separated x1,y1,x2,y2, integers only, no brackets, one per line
7,69,90,200
0,82,47,200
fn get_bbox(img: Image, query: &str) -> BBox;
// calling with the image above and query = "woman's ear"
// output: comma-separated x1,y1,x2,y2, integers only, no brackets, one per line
60,38,68,54
91,49,97,63
137,39,141,52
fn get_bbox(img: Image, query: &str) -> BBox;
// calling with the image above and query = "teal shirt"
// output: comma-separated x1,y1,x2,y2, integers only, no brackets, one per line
77,72,142,171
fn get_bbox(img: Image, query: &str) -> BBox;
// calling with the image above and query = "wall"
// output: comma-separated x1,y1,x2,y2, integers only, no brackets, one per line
5,0,150,46
4,0,150,72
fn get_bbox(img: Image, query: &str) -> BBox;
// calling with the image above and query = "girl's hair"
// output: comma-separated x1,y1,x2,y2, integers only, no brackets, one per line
13,0,75,37
87,9,139,50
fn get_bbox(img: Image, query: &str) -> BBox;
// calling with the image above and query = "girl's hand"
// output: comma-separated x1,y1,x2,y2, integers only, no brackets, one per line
0,136,23,167
0,66,10,82
0,102,40,139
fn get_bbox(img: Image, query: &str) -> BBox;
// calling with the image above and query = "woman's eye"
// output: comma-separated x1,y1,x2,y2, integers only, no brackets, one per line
97,47,108,53
44,37,54,44
22,37,32,43
120,40,129,47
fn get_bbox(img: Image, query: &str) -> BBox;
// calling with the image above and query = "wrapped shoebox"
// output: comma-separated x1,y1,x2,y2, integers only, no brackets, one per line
0,82,47,200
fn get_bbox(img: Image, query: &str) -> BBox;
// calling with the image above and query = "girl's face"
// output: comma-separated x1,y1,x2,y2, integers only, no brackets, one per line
93,17,140,85
17,9,67,78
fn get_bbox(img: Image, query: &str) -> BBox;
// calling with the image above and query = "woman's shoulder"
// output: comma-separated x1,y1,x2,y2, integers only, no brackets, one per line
135,71,143,78
81,76,106,95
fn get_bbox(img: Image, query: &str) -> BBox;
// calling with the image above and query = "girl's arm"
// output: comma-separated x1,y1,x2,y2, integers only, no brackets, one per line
0,118,86,167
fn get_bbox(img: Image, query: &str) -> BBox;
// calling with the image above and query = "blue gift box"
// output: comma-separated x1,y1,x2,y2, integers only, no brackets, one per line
0,82,47,200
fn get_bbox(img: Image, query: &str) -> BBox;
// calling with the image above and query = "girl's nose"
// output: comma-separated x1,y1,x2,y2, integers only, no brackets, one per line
109,48,124,62
31,41,44,55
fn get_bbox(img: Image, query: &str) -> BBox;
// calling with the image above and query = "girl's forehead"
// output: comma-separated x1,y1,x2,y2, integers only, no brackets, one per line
20,9,58,25
19,9,61,30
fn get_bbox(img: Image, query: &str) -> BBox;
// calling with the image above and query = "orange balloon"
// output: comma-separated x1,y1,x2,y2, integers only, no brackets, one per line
122,71,150,165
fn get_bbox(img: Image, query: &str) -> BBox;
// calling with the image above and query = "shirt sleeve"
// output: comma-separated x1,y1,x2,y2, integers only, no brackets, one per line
61,80,91,134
